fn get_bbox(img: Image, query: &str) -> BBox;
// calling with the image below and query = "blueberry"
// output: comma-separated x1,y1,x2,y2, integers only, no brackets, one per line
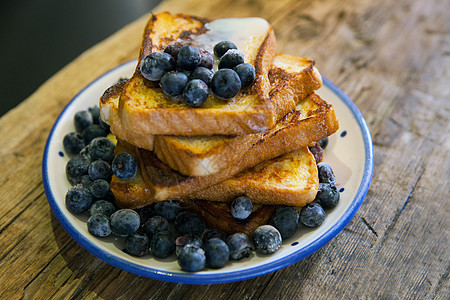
111,153,138,179
140,51,176,81
226,233,252,260
178,69,192,78
103,190,116,202
66,156,90,185
142,216,169,240
300,203,326,227
218,49,245,70
204,238,230,269
253,225,282,254
231,196,253,220
88,179,110,199
178,244,205,272
79,146,93,163
90,200,116,217
160,71,189,99
233,63,255,88
63,132,85,155
174,211,205,237
175,234,203,257
150,231,175,258
177,45,200,70
88,106,100,124
183,79,209,107
74,110,93,133
202,229,228,244
269,207,300,239
134,205,156,224
125,233,150,257
315,183,340,209
110,209,140,237
198,48,214,69
87,213,111,237
153,201,181,222
89,137,115,163
318,162,336,184
88,159,112,181
98,115,110,132
213,41,237,58
318,137,329,149
79,174,92,187
211,69,241,99
82,124,108,144
65,185,93,214
190,67,214,86
163,44,181,59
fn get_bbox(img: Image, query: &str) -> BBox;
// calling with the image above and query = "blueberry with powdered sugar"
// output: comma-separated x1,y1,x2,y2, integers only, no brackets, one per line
213,40,237,58
218,49,245,69
140,51,176,81
253,225,282,254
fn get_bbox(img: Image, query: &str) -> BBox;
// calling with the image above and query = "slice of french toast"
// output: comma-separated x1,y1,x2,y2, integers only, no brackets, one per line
153,54,323,176
185,147,318,207
99,53,322,155
117,12,284,136
110,93,337,207
112,140,318,209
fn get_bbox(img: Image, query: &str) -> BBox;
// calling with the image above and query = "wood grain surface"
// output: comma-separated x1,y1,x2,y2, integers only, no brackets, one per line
1,0,449,299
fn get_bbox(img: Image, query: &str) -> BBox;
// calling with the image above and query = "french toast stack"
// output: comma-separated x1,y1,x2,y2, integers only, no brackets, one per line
99,12,339,234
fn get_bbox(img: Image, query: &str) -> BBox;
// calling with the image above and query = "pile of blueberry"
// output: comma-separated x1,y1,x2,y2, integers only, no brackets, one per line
63,106,139,236
140,40,255,107
62,106,339,273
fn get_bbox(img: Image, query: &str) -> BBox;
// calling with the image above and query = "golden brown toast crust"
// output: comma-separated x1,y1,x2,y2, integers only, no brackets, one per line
117,12,279,136
100,79,127,103
138,12,210,64
185,147,319,207
100,80,155,151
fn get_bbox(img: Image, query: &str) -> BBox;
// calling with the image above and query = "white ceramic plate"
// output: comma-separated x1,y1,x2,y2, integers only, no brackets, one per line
42,59,373,284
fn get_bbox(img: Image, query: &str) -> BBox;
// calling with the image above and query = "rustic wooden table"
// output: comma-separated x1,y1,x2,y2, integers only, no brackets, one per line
1,0,448,298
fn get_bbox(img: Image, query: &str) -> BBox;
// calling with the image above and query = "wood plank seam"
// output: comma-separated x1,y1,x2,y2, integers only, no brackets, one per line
254,272,278,299
428,263,450,299
374,166,426,254
21,250,64,299
360,217,378,238
67,253,127,299
93,269,125,298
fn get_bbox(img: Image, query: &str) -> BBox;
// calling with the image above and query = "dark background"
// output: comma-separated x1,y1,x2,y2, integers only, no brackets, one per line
0,0,161,117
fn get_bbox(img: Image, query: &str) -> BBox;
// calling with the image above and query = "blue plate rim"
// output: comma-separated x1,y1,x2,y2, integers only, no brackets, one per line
42,60,374,284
